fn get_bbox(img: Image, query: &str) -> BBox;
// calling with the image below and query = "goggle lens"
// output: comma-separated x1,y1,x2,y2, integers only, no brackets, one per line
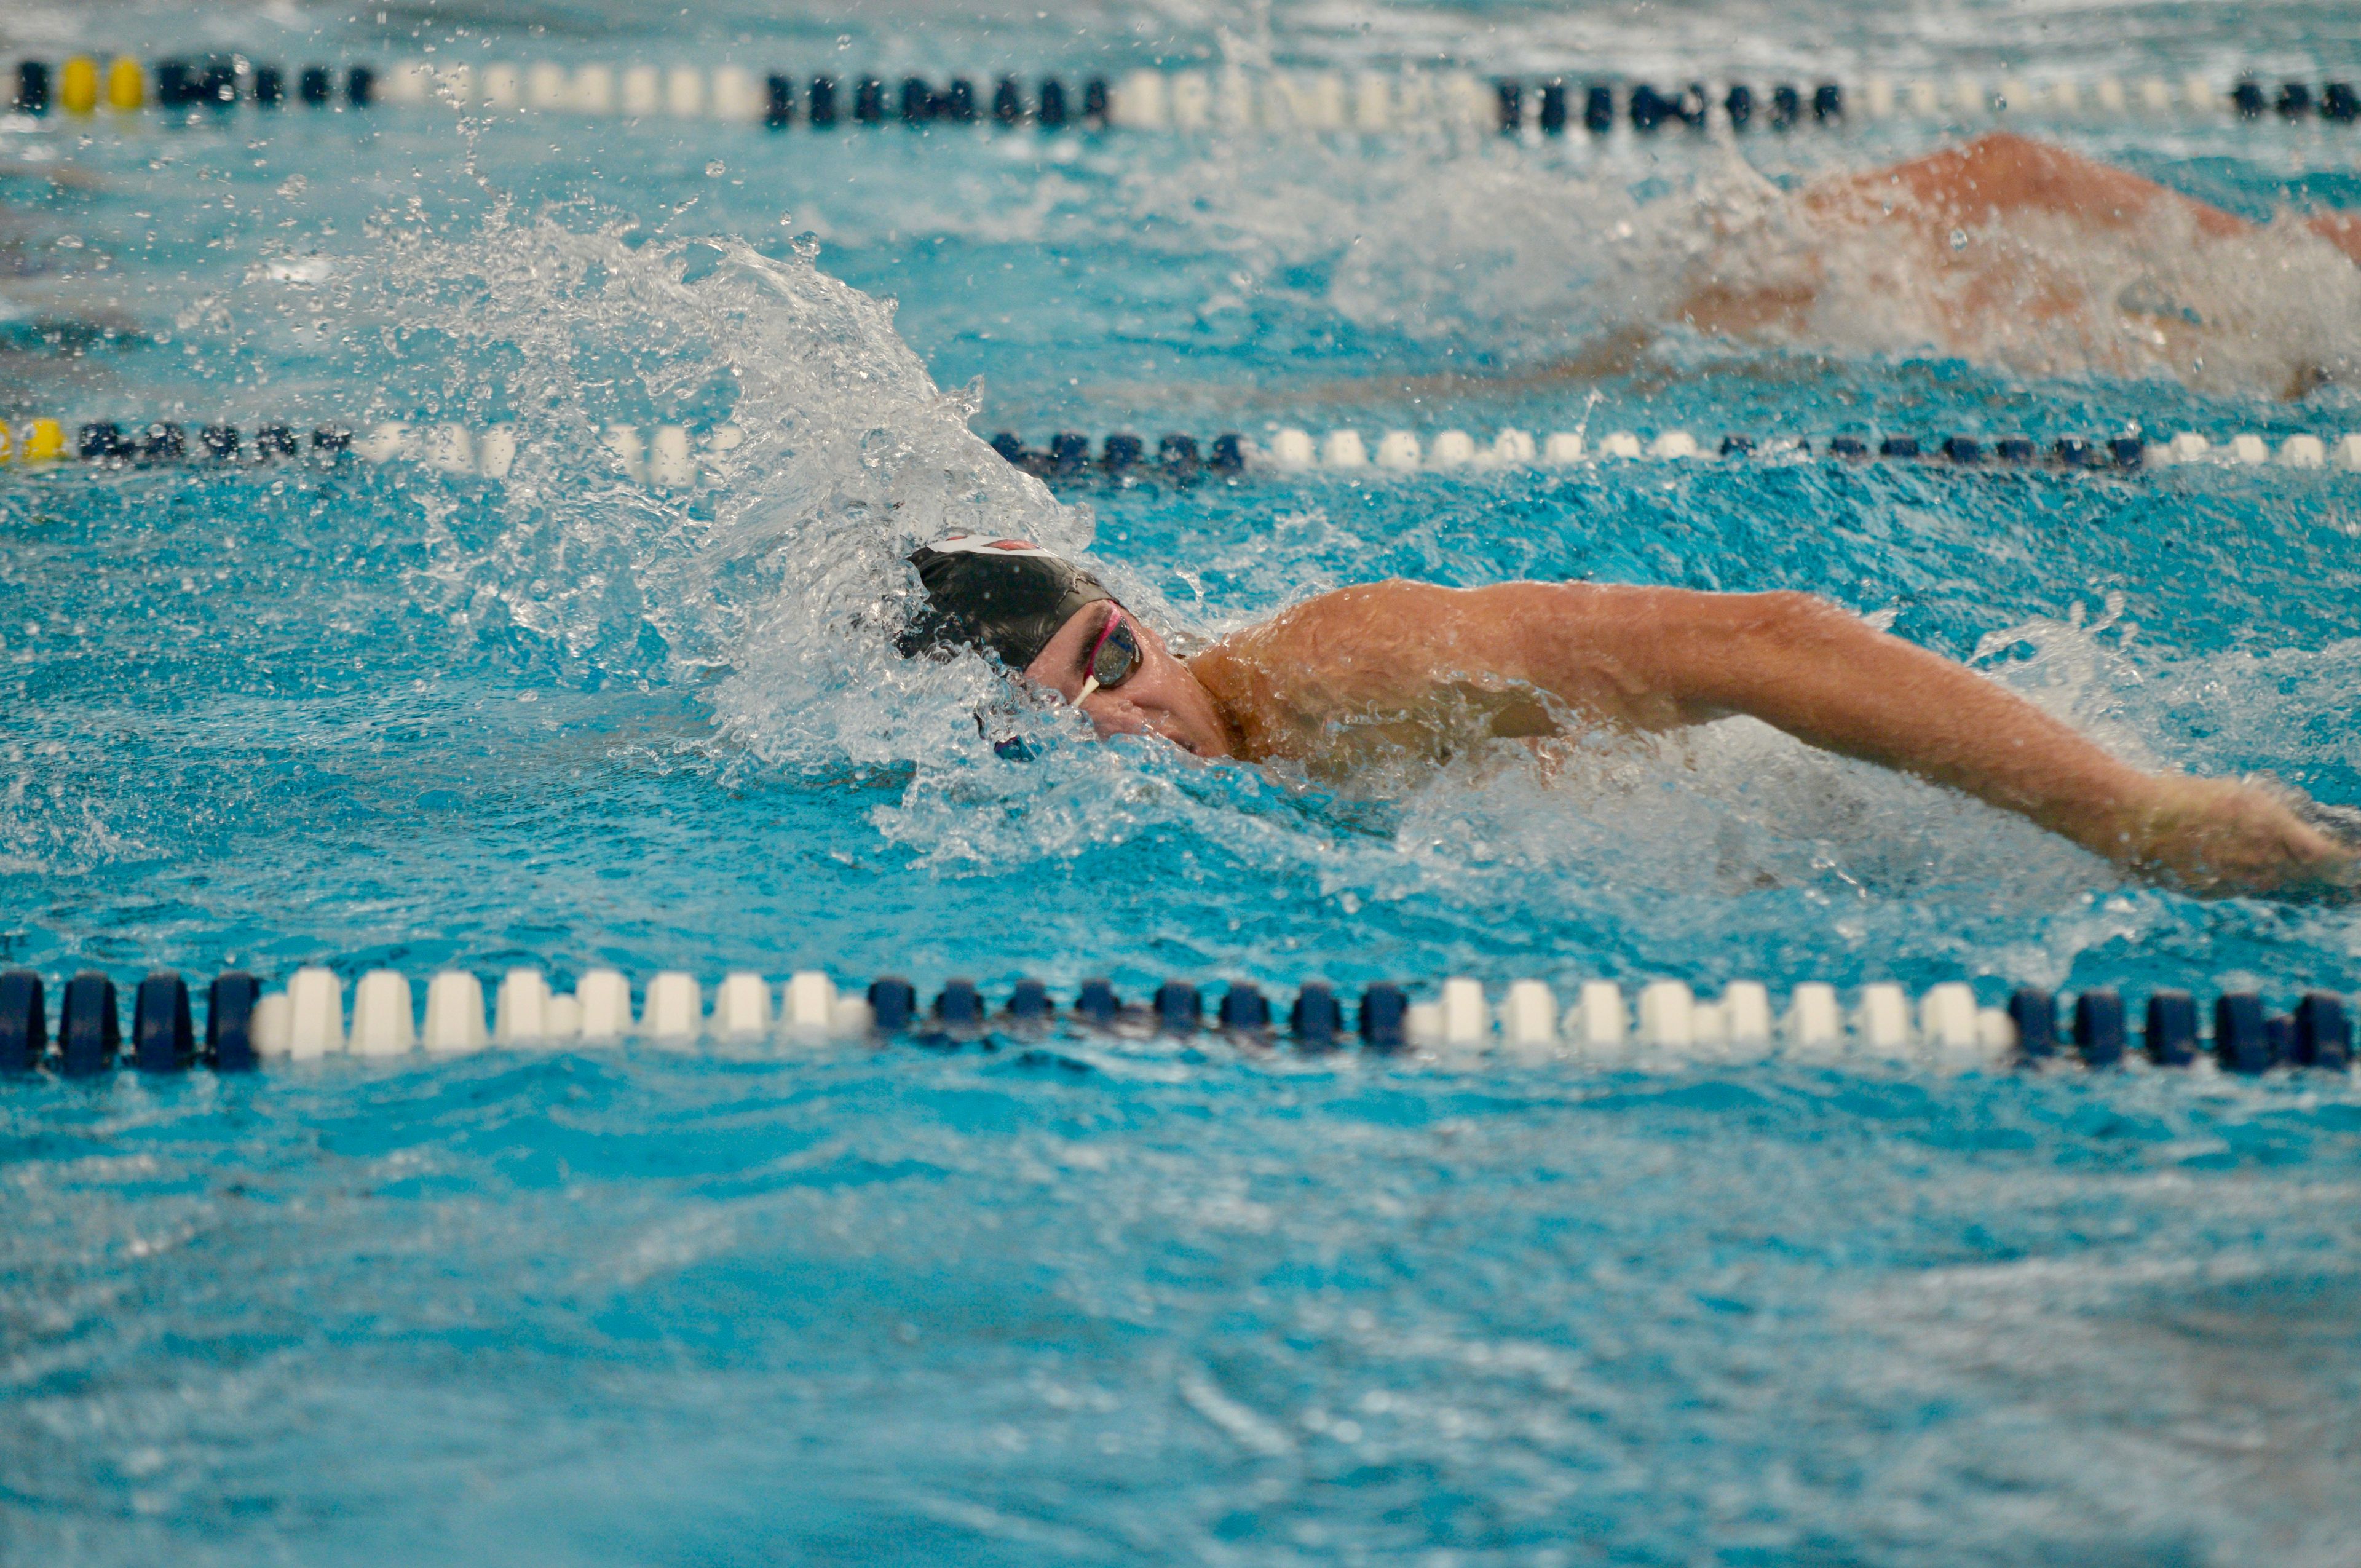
1089,615,1141,689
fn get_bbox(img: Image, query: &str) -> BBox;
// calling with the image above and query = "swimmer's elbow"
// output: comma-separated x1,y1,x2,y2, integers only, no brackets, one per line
1693,591,1877,705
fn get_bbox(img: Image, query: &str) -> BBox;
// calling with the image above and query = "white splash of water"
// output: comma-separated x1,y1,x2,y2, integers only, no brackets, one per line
317,210,1113,769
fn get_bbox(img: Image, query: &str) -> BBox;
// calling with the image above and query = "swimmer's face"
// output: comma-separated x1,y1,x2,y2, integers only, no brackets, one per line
1024,603,1233,759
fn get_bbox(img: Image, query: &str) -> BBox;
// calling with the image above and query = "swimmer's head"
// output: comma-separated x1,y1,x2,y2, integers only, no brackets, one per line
900,535,1233,758
898,536,1114,671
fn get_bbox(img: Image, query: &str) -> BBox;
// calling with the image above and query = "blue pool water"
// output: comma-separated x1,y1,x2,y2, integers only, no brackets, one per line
7,1,2361,1559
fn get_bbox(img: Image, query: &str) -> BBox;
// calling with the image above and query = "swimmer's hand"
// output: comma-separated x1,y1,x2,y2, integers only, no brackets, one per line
2121,777,2361,898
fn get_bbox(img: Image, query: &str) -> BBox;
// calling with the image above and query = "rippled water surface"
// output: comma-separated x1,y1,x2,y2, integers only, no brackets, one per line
10,1044,2361,1565
6,0,2361,1561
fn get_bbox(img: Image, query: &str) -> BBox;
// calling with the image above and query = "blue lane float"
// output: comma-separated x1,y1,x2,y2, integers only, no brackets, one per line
0,965,2352,1078
1075,979,1120,1029
1008,978,1053,1024
132,970,194,1072
933,978,985,1033
1220,983,1271,1032
2146,991,2201,1067
57,972,119,1077
0,970,46,1072
2073,990,2127,1067
2294,993,2353,1069
207,973,262,1071
1155,980,1203,1033
2214,992,2272,1075
1291,983,1343,1048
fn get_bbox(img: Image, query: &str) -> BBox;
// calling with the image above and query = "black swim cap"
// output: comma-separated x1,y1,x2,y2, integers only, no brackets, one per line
898,535,1113,672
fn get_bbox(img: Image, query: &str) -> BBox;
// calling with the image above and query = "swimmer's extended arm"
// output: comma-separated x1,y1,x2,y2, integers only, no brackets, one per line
1205,580,2351,892
1514,582,2160,844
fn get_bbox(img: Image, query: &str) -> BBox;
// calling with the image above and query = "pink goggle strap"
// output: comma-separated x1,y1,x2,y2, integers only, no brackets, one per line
1075,605,1125,705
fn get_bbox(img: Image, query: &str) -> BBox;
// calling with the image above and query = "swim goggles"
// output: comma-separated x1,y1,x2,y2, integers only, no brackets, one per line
1074,604,1142,703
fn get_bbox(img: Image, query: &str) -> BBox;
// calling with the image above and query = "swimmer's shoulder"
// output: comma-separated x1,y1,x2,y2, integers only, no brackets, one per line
1206,579,1634,664
1223,579,1506,637
1195,581,1598,708
1187,582,1439,757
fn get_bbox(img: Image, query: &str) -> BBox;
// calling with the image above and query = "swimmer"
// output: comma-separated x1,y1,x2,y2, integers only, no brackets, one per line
1674,132,2361,397
903,535,2361,898
1303,132,2361,405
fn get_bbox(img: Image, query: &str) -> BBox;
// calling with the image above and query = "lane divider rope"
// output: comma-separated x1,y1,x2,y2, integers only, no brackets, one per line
5,419,2358,487
7,57,2359,134
0,965,2349,1079
996,426,2361,476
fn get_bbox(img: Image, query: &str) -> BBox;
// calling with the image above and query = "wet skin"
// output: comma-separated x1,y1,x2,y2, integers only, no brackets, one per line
1024,581,2357,898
